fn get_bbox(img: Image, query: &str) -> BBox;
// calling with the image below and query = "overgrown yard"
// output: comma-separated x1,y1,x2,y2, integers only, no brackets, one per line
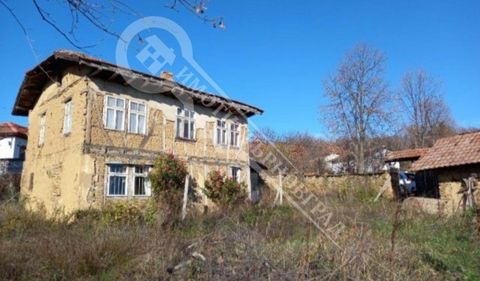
1,189,479,281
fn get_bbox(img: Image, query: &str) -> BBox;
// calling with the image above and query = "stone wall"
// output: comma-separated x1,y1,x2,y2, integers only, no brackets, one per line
437,165,480,214
402,197,448,215
257,172,394,201
20,69,89,215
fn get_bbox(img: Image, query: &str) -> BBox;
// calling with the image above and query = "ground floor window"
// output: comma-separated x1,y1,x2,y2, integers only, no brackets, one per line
134,166,151,196
108,165,128,196
106,164,151,197
230,166,242,183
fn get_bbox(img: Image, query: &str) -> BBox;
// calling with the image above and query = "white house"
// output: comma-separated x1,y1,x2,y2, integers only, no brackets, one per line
0,122,28,174
324,153,345,174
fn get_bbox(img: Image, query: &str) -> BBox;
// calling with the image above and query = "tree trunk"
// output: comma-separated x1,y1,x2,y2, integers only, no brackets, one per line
357,143,365,174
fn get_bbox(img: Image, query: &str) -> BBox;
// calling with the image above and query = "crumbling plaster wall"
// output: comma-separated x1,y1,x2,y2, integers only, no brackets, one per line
83,77,251,206
21,69,90,214
21,67,254,214
258,172,393,200
437,165,480,213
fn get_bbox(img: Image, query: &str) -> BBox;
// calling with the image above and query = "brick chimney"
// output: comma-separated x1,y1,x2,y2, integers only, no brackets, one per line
160,71,174,81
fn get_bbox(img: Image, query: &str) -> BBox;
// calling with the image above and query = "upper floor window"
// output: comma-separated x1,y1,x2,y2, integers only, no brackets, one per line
216,120,227,145
176,108,195,140
39,113,46,146
230,123,240,147
63,99,72,135
105,96,125,131
128,101,146,134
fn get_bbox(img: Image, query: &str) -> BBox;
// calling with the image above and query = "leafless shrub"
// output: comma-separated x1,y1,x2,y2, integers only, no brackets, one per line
0,174,21,202
322,44,393,174
400,70,456,147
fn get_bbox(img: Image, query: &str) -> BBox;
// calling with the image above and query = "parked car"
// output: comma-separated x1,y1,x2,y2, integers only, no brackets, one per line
399,171,416,195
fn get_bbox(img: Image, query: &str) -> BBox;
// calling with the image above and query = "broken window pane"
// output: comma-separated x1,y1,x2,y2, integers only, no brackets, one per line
183,121,189,139
190,121,194,139
176,118,182,137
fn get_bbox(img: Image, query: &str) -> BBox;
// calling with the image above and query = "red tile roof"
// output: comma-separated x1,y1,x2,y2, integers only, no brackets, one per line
412,132,480,171
0,122,28,138
385,148,430,162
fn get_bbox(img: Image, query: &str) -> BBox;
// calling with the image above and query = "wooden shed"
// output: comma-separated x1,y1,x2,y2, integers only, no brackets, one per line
412,132,480,213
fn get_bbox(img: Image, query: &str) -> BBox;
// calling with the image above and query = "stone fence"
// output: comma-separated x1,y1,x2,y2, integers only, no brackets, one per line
257,171,394,201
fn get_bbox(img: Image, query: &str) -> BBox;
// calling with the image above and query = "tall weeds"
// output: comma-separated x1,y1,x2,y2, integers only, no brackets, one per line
1,191,478,280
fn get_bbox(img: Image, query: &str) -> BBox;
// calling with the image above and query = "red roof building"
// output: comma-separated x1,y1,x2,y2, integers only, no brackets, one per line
412,132,480,171
0,122,28,139
385,148,429,162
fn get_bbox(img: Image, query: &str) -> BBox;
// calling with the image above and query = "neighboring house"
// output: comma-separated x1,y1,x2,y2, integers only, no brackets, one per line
384,148,429,171
0,122,27,175
12,50,263,214
324,153,344,175
411,132,480,213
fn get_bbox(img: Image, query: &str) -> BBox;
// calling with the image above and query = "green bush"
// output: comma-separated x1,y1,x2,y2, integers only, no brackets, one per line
203,170,246,208
149,153,188,214
73,204,148,225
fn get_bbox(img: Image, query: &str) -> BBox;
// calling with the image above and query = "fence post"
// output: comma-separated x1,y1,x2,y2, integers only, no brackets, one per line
181,175,189,220
279,171,283,205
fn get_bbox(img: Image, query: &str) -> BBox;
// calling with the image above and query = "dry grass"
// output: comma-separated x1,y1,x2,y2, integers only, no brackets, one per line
1,189,479,280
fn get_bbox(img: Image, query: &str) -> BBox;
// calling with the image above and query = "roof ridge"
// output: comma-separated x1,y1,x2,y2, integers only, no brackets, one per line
13,49,264,117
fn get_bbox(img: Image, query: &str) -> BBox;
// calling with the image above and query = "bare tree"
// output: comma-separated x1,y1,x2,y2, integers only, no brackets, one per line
322,44,392,174
400,70,454,147
1,0,224,50
250,129,330,174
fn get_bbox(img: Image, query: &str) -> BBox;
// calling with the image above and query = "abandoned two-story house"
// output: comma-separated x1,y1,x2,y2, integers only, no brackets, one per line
12,50,263,214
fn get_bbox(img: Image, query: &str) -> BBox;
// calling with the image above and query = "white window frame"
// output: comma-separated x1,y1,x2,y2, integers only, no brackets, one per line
38,113,46,146
230,166,242,183
106,164,128,196
216,120,227,146
63,99,72,135
176,107,195,140
104,96,126,131
128,100,147,134
132,166,152,196
230,122,240,148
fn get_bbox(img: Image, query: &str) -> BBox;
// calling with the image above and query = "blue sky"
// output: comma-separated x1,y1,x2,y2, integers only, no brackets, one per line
1,0,479,137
